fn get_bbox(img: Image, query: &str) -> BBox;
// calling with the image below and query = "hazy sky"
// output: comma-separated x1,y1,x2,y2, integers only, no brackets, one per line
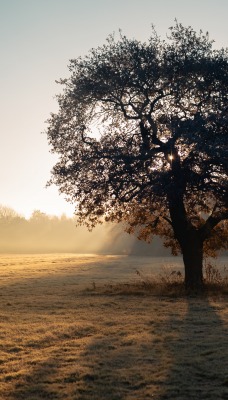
0,0,227,218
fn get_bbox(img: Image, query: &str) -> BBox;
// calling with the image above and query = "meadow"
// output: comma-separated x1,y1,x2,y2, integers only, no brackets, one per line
0,254,227,399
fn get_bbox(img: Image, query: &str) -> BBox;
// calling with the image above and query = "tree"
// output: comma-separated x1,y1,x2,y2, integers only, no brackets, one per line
46,22,228,290
0,205,24,224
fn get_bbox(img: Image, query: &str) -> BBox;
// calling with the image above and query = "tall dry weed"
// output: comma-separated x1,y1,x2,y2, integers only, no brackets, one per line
103,263,228,296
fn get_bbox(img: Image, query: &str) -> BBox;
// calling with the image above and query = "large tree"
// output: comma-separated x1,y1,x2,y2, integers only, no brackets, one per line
46,23,228,290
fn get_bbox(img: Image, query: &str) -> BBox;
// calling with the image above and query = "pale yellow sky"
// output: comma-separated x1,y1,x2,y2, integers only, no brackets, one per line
0,0,227,218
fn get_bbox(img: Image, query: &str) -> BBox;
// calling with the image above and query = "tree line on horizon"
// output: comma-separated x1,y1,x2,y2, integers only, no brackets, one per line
0,205,170,255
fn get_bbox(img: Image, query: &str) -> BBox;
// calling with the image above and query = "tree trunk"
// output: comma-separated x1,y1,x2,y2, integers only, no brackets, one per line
181,233,204,291
168,206,204,290
168,189,204,291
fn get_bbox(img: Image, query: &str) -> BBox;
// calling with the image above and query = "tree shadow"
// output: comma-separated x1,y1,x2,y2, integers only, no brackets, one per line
159,296,228,400
73,296,228,400
4,293,228,400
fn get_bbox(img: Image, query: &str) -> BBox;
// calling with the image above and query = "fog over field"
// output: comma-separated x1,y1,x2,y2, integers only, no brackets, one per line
1,205,228,262
0,205,172,255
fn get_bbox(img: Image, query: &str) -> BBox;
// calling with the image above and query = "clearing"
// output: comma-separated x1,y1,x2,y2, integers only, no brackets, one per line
0,254,227,399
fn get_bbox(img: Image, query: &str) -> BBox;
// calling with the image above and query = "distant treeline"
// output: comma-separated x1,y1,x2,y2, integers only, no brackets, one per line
0,205,171,255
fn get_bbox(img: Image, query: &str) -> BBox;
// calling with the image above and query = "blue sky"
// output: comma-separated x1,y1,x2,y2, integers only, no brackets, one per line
0,0,227,217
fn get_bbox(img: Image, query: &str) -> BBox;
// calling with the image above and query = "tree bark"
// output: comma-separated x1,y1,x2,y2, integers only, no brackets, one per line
181,232,204,291
168,192,204,291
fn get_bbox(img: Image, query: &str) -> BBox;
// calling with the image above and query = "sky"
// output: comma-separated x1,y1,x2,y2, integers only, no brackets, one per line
0,0,227,218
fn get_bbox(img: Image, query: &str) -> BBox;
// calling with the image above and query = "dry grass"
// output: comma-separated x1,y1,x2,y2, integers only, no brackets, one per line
0,254,227,400
100,262,228,297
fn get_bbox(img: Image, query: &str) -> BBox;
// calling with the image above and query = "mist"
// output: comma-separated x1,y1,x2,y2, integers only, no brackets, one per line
0,205,171,255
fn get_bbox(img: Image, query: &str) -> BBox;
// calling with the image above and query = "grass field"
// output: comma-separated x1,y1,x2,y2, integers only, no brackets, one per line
0,254,227,400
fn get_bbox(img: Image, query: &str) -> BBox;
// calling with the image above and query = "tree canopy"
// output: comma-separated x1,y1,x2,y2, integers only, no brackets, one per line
46,22,228,289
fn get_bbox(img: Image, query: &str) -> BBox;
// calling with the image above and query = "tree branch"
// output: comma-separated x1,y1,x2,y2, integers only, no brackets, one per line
200,209,228,240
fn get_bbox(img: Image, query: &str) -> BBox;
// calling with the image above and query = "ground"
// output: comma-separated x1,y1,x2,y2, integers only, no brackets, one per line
0,254,227,399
